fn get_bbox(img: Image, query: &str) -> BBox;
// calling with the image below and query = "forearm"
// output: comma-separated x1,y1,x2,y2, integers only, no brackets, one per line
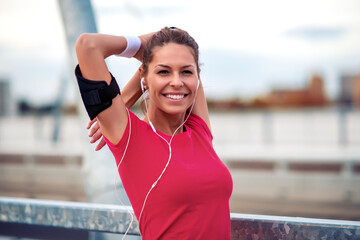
122,69,143,109
75,32,154,81
101,32,155,107
133,32,155,61
76,34,127,60
75,34,127,82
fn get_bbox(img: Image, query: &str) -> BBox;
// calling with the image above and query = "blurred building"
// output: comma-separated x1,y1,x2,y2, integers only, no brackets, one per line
355,76,360,106
258,74,328,107
207,74,328,110
340,74,360,106
0,79,10,116
207,98,244,110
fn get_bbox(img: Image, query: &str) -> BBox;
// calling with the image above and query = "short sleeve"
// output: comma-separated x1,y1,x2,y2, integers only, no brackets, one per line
186,114,213,141
102,110,140,150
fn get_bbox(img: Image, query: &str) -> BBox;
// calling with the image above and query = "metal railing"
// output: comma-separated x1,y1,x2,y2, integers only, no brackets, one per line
1,197,359,239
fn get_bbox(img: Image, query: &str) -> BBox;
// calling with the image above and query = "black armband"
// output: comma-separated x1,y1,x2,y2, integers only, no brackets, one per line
75,65,120,120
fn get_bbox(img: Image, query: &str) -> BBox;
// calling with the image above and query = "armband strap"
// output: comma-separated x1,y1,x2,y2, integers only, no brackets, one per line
75,65,120,120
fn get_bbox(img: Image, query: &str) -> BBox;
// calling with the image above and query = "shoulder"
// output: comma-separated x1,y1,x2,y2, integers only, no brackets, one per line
103,110,149,149
186,114,213,140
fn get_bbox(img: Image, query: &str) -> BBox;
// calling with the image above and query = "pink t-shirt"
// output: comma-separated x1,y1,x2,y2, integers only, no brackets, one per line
104,111,233,240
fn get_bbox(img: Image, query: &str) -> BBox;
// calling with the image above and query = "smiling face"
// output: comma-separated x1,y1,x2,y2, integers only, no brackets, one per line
143,42,199,117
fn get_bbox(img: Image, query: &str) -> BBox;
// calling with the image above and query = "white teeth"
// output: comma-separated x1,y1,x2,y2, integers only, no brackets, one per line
165,94,185,100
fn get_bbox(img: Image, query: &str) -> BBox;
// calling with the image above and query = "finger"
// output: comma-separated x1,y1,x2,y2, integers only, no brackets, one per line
86,118,97,130
95,138,107,151
88,122,100,137
90,129,103,143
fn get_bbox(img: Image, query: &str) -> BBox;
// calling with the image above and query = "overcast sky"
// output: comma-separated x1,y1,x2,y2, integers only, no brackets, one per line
0,0,360,104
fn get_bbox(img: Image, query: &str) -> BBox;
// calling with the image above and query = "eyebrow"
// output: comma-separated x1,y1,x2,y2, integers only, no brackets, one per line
154,64,196,69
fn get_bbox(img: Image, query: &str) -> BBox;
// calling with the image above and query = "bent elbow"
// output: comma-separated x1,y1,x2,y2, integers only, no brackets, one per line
75,33,97,54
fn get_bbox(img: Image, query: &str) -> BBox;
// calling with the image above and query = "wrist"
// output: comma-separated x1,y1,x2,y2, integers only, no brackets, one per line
116,36,141,58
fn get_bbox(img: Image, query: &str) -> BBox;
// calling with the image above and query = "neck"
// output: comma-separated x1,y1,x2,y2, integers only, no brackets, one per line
145,107,186,136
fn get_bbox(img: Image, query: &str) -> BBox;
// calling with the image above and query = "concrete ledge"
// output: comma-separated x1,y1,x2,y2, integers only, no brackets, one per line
1,197,360,239
0,197,140,235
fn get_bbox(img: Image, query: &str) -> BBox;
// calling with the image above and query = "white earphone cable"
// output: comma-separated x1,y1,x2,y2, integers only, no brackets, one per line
114,78,200,236
138,80,199,224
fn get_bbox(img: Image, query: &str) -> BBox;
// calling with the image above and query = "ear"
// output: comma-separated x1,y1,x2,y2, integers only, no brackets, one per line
139,66,145,79
139,66,148,90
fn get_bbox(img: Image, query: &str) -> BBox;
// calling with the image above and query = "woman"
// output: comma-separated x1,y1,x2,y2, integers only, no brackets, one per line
75,27,233,239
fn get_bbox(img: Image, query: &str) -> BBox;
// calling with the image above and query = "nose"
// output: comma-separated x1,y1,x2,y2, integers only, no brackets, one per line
170,74,184,88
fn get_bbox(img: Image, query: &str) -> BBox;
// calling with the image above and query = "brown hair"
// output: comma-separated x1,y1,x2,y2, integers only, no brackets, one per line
142,27,200,75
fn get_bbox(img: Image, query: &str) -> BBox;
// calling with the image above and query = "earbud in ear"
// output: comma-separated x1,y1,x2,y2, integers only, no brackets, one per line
196,79,200,90
140,78,146,93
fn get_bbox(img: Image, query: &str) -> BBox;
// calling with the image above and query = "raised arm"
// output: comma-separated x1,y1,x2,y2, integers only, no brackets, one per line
75,33,153,145
87,69,142,151
192,80,211,131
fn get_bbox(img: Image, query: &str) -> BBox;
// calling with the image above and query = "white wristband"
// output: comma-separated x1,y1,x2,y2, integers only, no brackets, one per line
116,36,141,58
